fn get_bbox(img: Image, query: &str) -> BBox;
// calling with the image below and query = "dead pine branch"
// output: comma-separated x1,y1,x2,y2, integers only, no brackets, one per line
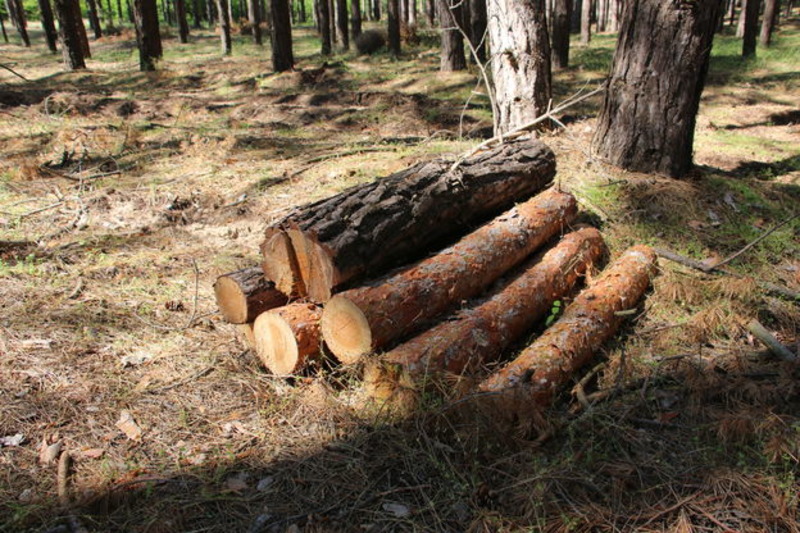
0,62,29,80
747,319,797,362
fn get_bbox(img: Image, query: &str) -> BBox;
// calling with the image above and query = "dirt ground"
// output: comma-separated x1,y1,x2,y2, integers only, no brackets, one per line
1,19,799,533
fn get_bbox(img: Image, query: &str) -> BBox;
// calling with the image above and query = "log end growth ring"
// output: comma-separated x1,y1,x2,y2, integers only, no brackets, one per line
321,295,373,364
213,276,249,324
254,312,300,375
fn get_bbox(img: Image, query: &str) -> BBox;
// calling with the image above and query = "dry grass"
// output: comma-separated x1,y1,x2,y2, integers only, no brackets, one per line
2,17,799,533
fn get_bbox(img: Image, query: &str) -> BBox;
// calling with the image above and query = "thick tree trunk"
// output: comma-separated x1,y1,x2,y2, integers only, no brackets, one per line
351,0,361,37
551,0,571,69
216,0,231,54
387,0,400,54
271,0,294,71
593,0,723,178
321,189,576,364
248,0,262,43
253,303,323,375
469,0,486,62
580,0,590,43
335,0,348,49
5,0,30,46
478,246,657,408
742,0,759,56
133,0,162,70
86,0,103,38
438,0,466,71
54,0,86,68
759,0,778,45
213,267,289,324
176,0,190,41
263,138,556,303
487,0,552,135
318,0,332,53
366,228,606,400
39,0,59,52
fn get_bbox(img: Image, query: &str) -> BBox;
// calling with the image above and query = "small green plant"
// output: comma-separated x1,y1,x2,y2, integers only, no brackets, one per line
545,300,562,327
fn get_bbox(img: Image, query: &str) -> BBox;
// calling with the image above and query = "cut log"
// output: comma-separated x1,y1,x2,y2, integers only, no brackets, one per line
213,267,289,324
321,188,578,364
238,322,256,349
260,232,303,297
253,303,323,375
478,245,657,408
366,227,606,399
263,137,556,302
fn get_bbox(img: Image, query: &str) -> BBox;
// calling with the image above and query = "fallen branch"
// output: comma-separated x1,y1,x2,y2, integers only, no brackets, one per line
712,213,799,270
0,62,28,81
747,319,797,362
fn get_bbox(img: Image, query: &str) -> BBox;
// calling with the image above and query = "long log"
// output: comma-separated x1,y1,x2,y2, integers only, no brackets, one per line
478,245,657,407
260,232,303,297
321,188,578,364
213,267,289,324
366,227,607,399
253,303,323,375
263,137,556,302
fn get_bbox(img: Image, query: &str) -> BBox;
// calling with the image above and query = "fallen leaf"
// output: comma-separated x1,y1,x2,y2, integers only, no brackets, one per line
382,502,410,518
39,439,62,465
116,410,143,441
0,433,25,447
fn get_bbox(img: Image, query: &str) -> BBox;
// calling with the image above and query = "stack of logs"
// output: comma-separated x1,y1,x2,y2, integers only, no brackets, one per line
214,138,658,410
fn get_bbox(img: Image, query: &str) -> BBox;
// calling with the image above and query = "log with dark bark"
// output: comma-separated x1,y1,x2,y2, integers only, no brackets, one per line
213,267,289,324
321,188,577,364
263,137,556,302
253,303,323,375
365,227,606,400
478,245,657,407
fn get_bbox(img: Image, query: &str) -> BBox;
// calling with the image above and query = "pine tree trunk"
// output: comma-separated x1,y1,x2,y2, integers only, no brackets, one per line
374,0,381,19
593,0,723,178
727,0,736,26
608,0,619,30
328,0,336,43
438,0,466,71
74,0,92,58
426,0,434,25
133,0,162,69
580,0,590,43
366,228,606,399
408,0,416,25
335,0,348,49
551,0,571,69
271,0,294,71
248,0,262,43
487,0,552,135
86,0,102,38
596,0,606,31
216,0,232,54
351,0,361,37
736,0,746,36
478,246,657,408
176,0,190,41
5,0,30,46
468,0,486,62
322,189,578,364
54,0,86,68
318,0,331,53
742,0,760,57
759,0,777,46
39,0,59,52
388,0,400,54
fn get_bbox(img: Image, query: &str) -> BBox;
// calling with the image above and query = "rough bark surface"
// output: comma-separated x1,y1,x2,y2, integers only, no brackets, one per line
263,138,556,302
438,0,466,71
759,0,779,46
580,0,591,43
321,188,577,364
478,246,657,406
271,0,294,70
318,0,332,54
133,0,162,70
742,0,759,56
551,0,571,69
54,0,86,69
367,227,606,398
592,0,723,178
213,267,289,324
487,0,552,135
253,303,323,375
39,0,59,52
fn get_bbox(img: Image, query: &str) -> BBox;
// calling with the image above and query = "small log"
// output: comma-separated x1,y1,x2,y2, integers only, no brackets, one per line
213,267,289,324
321,188,578,364
260,232,303,297
747,319,797,362
253,303,323,375
478,245,657,407
366,227,607,398
264,137,556,301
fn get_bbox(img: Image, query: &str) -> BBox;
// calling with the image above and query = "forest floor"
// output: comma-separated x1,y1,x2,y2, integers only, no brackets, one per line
1,17,799,533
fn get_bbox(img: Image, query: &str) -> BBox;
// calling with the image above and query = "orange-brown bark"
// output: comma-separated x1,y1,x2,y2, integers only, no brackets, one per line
321,189,578,364
367,227,606,396
213,267,289,324
478,245,657,407
253,303,323,375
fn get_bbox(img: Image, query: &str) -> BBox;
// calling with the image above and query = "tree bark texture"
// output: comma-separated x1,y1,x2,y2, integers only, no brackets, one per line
133,0,162,70
551,0,571,69
5,0,29,46
86,0,103,38
351,0,361,38
335,0,348,49
365,227,606,400
742,0,759,56
38,0,59,52
271,0,294,71
478,245,657,407
318,0,332,53
75,0,92,58
487,0,552,135
388,0,400,54
54,0,86,69
438,0,466,71
176,0,190,42
469,0,487,62
593,0,724,178
322,189,577,364
580,0,591,43
759,0,779,46
213,267,289,324
262,138,556,303
216,0,232,54
253,303,323,375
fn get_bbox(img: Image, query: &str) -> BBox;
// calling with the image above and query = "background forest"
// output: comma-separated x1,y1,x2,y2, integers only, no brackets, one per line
1,0,799,531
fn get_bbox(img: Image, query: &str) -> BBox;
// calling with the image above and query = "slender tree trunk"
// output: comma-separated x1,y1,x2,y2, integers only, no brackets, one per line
248,0,261,43
759,0,778,46
328,0,336,42
608,0,619,30
298,0,306,21
571,0,581,31
192,0,202,25
216,0,232,54
133,0,162,70
736,0,746,36
580,0,590,43
117,0,123,20
271,0,294,71
351,0,361,37
103,0,114,29
438,0,466,71
39,0,59,52
742,0,759,56
374,0,382,19
73,0,92,57
593,0,724,178
551,0,571,69
1,9,8,43
318,0,331,53
426,0,434,25
469,0,486,62
5,0,30,46
335,0,348,48
409,0,417,25
176,0,189,41
86,0,102,38
387,0,400,54
207,0,215,23
487,0,552,135
727,0,736,25
54,0,85,68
